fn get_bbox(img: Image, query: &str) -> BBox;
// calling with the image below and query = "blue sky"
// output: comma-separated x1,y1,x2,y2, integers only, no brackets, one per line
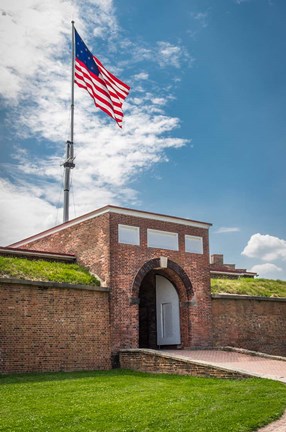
0,0,286,280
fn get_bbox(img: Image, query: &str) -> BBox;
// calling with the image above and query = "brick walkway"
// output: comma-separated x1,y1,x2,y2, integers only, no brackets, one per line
257,410,286,432
164,349,286,431
164,349,286,383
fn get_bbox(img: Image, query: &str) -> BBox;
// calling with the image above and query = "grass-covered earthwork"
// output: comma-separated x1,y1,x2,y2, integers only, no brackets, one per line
0,256,100,286
211,277,286,298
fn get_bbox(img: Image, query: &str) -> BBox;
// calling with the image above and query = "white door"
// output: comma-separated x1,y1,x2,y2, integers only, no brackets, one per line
156,275,181,346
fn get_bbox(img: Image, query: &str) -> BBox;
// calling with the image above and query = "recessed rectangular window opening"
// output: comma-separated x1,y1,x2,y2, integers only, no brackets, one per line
185,235,203,254
147,229,178,251
118,224,140,246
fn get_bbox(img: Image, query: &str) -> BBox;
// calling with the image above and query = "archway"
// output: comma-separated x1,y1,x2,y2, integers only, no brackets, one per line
156,275,181,346
134,259,193,349
138,270,157,348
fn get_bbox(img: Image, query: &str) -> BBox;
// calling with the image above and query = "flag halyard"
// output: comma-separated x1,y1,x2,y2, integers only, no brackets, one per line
74,28,130,128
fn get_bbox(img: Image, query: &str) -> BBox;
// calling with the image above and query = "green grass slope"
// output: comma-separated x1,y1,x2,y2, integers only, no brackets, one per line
211,277,286,298
0,256,100,286
1,370,286,432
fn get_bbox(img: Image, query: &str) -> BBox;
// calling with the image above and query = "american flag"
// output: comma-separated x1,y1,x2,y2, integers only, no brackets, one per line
74,28,130,128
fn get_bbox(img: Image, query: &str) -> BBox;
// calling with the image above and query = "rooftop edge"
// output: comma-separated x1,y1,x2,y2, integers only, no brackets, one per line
9,205,212,248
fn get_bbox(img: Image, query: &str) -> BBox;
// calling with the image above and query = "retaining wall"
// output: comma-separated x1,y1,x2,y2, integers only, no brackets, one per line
119,349,251,379
212,295,286,356
0,278,111,374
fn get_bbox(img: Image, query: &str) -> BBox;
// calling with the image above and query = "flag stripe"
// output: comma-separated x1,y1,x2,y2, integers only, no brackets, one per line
97,67,129,99
75,63,116,108
75,68,124,123
75,61,124,123
74,28,130,127
94,55,130,93
75,63,124,118
96,66,129,102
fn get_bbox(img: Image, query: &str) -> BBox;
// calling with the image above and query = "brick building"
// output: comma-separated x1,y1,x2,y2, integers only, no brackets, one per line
210,254,257,279
10,205,213,364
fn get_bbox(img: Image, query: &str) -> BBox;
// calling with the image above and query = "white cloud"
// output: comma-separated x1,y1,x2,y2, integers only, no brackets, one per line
125,40,192,70
215,227,240,234
242,233,286,261
191,12,208,28
249,263,283,278
233,0,272,5
0,0,72,101
133,72,149,80
15,89,187,185
0,0,121,102
89,0,118,38
0,178,56,245
234,0,273,5
0,0,191,246
151,98,166,105
157,42,185,68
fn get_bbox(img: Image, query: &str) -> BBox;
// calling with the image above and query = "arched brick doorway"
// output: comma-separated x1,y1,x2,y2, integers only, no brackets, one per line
132,258,194,349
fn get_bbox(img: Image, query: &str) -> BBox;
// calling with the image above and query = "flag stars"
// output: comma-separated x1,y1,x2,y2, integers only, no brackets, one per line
74,27,130,127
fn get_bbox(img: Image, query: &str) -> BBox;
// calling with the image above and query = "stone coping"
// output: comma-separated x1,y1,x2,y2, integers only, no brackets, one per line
212,294,286,302
0,246,76,262
119,348,258,379
0,277,110,292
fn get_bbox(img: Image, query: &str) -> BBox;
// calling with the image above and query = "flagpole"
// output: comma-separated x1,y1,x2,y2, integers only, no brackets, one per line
63,20,76,223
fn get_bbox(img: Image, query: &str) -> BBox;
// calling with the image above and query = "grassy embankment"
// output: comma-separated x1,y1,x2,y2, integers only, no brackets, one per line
211,277,286,298
0,256,100,286
1,256,286,295
1,370,286,432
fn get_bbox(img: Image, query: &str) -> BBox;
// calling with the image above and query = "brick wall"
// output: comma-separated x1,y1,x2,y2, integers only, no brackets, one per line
119,349,251,379
16,210,213,356
108,212,213,354
20,213,111,286
212,295,286,356
0,279,111,374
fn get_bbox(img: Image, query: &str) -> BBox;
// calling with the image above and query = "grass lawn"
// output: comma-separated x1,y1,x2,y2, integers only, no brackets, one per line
211,277,286,298
0,256,100,286
1,370,286,432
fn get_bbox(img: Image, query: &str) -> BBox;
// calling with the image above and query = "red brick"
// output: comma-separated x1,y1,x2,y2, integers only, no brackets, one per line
15,209,213,358
212,297,286,356
0,281,111,374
